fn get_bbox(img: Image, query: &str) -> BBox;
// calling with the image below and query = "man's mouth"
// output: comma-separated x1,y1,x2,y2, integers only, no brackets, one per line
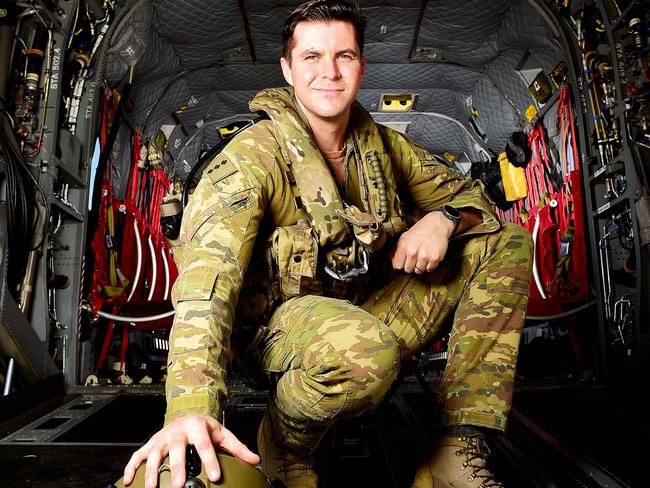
314,88,344,93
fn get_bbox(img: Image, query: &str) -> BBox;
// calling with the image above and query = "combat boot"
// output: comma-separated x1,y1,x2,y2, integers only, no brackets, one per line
411,436,503,488
257,413,318,488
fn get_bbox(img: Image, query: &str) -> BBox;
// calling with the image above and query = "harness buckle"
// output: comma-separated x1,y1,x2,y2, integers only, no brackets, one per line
323,248,370,282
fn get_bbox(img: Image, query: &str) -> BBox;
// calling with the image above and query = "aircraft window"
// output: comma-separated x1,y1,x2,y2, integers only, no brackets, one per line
87,137,101,211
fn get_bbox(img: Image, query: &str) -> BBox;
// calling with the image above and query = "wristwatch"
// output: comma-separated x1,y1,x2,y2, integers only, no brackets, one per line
435,205,462,237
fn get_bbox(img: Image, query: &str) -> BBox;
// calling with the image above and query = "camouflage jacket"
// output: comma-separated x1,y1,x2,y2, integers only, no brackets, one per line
164,87,500,425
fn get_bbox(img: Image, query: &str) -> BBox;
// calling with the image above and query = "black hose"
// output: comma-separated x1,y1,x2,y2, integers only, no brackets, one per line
181,136,229,208
0,24,15,110
0,111,38,301
0,2,16,109
181,113,267,208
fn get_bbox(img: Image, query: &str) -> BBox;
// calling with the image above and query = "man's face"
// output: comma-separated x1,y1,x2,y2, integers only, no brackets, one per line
281,20,365,125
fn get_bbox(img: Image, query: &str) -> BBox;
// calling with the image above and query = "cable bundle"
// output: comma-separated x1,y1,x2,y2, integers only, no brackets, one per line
0,111,38,301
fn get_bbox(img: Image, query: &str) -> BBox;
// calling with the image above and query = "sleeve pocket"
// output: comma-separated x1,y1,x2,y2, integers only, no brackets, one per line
188,189,255,242
173,270,219,302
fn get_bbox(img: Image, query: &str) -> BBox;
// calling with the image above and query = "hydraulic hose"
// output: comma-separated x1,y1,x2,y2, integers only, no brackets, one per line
81,303,175,323
0,4,16,109
526,301,595,321
181,113,267,208
181,134,233,208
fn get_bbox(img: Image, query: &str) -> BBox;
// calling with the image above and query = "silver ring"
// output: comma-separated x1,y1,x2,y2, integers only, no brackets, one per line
414,265,424,272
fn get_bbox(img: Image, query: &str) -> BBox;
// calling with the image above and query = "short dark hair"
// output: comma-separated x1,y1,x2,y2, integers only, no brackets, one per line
282,0,366,61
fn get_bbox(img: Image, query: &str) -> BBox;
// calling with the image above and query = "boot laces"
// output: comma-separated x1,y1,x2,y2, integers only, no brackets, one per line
456,437,503,488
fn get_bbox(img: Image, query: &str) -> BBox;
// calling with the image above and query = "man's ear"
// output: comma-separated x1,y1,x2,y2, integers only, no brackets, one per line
360,55,366,78
280,57,294,86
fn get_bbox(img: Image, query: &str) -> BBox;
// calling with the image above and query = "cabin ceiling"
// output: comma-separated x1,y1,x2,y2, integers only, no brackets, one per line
101,0,564,180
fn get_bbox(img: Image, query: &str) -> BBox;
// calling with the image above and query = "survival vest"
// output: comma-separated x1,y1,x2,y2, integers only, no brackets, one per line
249,87,409,300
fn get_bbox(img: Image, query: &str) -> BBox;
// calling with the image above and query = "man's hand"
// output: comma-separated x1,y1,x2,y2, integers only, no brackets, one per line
390,211,454,274
123,413,260,488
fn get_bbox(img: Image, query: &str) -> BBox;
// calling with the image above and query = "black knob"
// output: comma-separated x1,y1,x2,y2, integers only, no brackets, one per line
185,444,202,478
184,478,206,488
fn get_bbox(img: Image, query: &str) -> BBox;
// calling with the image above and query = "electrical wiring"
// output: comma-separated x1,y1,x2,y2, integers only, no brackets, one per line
1,104,50,311
0,111,36,297
604,211,634,251
14,36,29,78
22,20,53,163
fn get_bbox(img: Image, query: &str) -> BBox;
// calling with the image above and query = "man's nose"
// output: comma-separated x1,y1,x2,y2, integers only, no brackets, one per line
320,57,341,79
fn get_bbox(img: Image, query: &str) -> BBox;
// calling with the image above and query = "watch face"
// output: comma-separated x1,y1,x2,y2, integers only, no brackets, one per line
443,205,461,221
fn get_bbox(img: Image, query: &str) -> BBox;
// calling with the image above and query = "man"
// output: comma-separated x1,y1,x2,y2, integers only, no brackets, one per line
124,1,533,488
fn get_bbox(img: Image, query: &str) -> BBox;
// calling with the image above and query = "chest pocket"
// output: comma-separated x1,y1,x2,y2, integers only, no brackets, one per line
270,222,322,300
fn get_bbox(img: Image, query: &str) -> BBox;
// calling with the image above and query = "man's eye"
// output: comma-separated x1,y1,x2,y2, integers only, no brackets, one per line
304,55,317,61
339,54,355,61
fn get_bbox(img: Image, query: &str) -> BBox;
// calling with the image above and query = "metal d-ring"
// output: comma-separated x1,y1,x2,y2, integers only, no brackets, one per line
323,248,370,281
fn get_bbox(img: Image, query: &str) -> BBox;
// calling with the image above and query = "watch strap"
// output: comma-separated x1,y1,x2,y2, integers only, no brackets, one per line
436,205,461,236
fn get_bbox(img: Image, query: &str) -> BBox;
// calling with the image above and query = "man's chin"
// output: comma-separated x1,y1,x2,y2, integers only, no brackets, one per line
297,96,352,123
315,109,348,121
311,102,349,118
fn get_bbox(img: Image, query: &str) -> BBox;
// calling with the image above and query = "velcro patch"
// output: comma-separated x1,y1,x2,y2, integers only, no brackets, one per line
206,158,237,183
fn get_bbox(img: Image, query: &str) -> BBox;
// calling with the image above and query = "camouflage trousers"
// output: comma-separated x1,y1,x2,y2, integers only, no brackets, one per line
256,223,533,452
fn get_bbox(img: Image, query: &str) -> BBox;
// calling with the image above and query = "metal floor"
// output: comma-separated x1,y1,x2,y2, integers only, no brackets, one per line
0,379,643,488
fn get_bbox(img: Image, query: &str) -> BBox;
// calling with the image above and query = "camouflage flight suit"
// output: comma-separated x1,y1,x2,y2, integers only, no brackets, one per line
165,87,533,453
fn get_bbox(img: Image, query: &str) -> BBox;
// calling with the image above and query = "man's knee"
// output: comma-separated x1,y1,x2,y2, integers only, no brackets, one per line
271,295,401,414
303,314,401,415
333,324,401,417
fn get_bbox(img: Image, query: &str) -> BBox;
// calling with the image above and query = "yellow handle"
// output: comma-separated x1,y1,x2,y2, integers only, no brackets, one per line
498,152,528,202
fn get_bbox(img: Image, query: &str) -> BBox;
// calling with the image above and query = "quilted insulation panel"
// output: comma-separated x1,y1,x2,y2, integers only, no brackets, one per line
101,0,565,179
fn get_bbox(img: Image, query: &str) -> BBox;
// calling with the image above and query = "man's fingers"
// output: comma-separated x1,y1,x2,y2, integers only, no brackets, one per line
191,429,221,483
390,245,405,270
217,427,261,466
403,252,418,273
168,436,188,488
124,448,148,486
144,448,165,488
